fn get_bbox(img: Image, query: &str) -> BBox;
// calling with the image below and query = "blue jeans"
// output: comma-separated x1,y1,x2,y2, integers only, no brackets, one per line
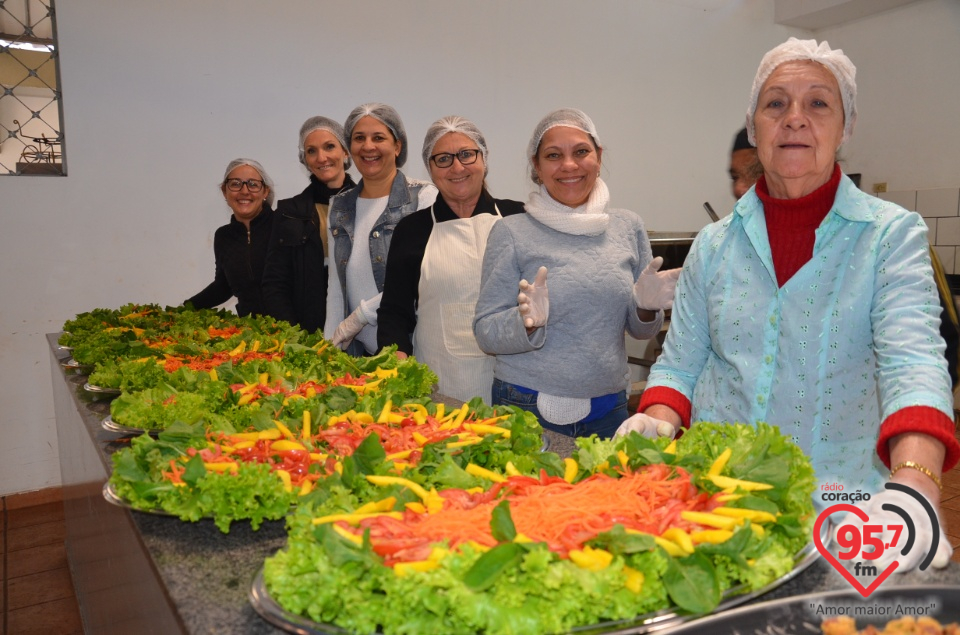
491,378,627,440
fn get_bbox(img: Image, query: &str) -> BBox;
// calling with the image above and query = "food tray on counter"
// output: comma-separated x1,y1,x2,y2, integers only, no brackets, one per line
102,482,175,517
60,357,93,373
659,584,960,634
101,414,156,436
249,529,825,635
84,382,122,397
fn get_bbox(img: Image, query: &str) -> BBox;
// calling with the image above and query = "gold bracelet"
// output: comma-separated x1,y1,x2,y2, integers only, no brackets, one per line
889,461,943,491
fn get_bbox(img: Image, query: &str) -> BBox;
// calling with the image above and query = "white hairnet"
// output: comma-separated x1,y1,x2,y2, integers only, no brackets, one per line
526,108,602,184
344,103,409,168
421,115,489,175
746,37,857,146
298,115,351,170
222,158,275,207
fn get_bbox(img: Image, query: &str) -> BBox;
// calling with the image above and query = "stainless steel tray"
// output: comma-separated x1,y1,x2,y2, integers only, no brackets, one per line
84,382,121,397
249,527,825,635
659,584,960,634
101,414,155,436
101,481,175,517
60,357,93,373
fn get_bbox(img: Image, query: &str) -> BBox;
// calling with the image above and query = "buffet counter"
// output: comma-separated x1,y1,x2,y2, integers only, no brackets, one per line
48,334,960,635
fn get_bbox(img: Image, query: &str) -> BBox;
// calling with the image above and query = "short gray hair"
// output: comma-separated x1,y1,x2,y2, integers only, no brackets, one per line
344,103,408,168
421,115,488,176
221,158,275,207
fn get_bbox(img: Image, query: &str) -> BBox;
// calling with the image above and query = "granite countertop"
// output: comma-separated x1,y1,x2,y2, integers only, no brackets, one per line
49,334,960,634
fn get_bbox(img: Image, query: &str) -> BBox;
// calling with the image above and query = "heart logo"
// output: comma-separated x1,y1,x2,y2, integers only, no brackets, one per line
813,503,899,598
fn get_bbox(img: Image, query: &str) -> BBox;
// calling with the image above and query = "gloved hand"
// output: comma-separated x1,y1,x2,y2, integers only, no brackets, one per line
518,266,549,329
614,412,676,439
831,487,952,572
331,306,368,350
633,256,681,311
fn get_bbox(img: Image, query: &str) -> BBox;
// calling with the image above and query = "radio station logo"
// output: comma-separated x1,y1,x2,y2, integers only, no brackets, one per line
812,483,941,598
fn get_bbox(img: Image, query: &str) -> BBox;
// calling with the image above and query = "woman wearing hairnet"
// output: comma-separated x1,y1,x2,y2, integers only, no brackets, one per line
473,108,679,438
377,116,525,404
618,38,960,570
261,116,356,332
185,158,275,317
324,103,437,355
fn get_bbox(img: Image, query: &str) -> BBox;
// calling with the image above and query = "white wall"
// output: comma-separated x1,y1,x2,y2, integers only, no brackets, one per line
2,0,956,495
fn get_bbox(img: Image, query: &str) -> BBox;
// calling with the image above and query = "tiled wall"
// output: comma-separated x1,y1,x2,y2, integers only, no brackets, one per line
881,188,960,273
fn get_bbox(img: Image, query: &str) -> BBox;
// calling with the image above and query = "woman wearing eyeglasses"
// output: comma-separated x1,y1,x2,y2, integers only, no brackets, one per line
377,116,524,403
185,158,275,316
473,109,680,439
261,116,356,332
325,103,437,356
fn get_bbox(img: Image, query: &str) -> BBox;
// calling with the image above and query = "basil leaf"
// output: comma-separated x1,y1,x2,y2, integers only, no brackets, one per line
463,542,524,592
490,500,517,542
663,552,721,614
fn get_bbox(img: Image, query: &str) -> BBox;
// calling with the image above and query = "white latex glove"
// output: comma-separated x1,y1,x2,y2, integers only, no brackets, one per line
633,256,681,311
331,306,368,350
614,413,676,439
831,487,952,573
518,266,549,329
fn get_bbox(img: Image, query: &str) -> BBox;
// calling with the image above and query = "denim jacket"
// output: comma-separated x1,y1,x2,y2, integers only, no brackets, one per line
327,170,433,318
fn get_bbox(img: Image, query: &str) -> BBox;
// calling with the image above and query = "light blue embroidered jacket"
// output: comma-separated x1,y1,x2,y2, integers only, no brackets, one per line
647,174,952,492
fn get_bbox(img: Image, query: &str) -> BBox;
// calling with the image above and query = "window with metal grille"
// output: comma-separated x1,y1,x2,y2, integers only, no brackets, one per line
0,0,64,176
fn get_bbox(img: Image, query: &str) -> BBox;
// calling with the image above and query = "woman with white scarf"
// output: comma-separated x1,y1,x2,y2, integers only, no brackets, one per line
473,108,680,439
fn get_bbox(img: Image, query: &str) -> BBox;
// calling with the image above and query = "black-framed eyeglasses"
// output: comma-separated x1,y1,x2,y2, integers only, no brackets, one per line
430,148,481,168
224,178,265,192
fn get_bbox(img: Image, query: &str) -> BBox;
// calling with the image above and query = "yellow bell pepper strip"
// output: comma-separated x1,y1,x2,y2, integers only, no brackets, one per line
331,523,362,545
391,461,412,472
276,469,293,492
563,458,579,483
465,463,507,484
711,507,777,524
715,493,742,503
232,440,255,450
446,437,483,449
568,546,614,571
662,528,695,554
355,497,397,515
250,339,261,352
258,372,269,385
504,461,521,477
377,400,394,424
366,475,431,502
405,502,426,514
312,511,404,526
298,479,314,496
513,533,535,543
750,523,766,538
691,529,734,545
308,452,328,462
393,548,447,577
664,439,678,454
386,449,414,461
463,423,511,438
434,403,445,420
274,420,295,440
653,536,687,557
237,392,258,406
203,461,239,473
258,429,282,440
412,432,430,446
301,411,311,441
708,447,733,476
452,404,470,428
208,368,219,382
270,439,306,452
333,461,342,475
228,432,260,442
680,511,738,530
623,566,645,594
372,367,399,380
617,450,630,469
707,474,773,492
304,386,316,399
228,340,246,357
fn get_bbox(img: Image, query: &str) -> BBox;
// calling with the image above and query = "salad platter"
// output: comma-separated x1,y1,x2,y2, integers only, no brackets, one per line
102,481,174,517
101,414,152,436
84,382,122,397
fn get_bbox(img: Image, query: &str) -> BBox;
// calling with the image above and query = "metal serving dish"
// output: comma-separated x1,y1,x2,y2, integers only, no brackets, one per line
249,527,825,635
101,414,156,437
648,231,698,271
659,584,960,634
84,382,122,398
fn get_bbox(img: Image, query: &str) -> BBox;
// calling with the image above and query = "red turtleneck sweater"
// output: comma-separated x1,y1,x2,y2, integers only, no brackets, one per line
638,165,958,472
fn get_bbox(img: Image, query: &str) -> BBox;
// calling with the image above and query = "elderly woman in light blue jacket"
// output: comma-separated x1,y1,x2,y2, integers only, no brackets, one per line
325,103,437,356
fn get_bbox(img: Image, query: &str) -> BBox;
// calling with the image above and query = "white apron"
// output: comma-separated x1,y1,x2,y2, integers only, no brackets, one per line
413,204,501,404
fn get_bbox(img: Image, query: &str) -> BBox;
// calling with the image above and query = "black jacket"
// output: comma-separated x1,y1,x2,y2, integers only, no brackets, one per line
261,175,356,332
185,206,274,317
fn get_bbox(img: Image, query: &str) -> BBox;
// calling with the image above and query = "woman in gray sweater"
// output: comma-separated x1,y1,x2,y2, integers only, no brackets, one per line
473,108,679,439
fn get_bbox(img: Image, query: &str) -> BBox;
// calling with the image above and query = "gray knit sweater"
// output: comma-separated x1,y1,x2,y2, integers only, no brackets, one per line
473,209,663,399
